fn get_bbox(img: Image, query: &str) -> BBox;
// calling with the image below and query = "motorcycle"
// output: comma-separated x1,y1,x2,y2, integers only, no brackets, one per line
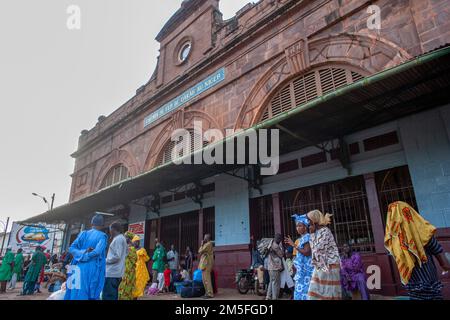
236,268,266,296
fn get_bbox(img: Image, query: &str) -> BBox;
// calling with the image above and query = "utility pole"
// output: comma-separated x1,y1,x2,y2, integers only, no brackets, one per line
0,217,10,256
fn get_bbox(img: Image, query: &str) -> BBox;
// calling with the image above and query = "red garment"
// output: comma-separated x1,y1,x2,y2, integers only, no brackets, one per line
163,269,171,287
38,267,45,283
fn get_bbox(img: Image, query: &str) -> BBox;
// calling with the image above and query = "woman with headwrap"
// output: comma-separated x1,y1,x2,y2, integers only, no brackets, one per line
284,214,314,300
132,235,150,299
340,242,370,300
306,210,342,300
118,231,137,300
385,201,450,300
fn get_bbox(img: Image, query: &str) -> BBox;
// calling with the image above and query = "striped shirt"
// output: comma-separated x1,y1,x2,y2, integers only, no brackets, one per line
406,236,443,300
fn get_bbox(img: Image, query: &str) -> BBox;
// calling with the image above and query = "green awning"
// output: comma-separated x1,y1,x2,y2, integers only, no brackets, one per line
24,46,450,224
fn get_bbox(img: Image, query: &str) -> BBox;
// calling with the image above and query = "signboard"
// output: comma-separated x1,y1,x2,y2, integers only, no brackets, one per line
128,221,145,247
8,222,55,254
144,67,226,127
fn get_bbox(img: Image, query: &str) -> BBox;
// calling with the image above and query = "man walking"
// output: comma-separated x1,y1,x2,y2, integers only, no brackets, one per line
64,213,108,300
167,244,179,290
266,233,284,300
0,247,14,293
198,234,214,299
8,248,24,290
21,246,47,295
103,221,127,300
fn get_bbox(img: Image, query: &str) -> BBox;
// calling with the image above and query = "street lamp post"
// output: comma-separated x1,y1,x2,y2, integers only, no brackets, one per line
32,192,56,254
32,192,54,211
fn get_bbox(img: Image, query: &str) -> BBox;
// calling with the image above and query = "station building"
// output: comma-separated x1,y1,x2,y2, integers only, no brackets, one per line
27,0,450,296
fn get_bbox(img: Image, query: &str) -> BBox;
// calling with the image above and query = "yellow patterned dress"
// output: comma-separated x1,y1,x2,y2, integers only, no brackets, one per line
133,247,150,298
118,246,137,300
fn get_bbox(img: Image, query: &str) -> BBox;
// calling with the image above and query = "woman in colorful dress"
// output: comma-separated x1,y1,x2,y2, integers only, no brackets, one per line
118,231,137,300
385,201,450,300
340,243,370,300
307,210,342,300
284,214,314,300
133,235,150,299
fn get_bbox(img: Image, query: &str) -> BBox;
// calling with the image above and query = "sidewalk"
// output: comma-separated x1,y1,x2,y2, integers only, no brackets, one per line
0,283,50,300
0,283,395,300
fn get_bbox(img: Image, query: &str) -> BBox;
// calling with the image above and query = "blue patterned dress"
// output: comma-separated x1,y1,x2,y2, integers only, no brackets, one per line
293,233,314,300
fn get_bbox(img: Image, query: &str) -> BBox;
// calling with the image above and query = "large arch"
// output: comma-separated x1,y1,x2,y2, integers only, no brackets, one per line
92,148,140,192
143,109,222,171
234,33,413,129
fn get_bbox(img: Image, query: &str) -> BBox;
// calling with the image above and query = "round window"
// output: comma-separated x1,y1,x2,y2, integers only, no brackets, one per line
178,42,191,63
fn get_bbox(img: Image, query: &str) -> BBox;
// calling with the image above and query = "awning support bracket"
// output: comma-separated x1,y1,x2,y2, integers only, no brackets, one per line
213,166,263,195
186,181,204,208
275,124,351,174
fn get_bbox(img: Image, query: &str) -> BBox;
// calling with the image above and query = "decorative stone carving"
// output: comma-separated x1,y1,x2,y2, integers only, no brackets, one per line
285,39,310,74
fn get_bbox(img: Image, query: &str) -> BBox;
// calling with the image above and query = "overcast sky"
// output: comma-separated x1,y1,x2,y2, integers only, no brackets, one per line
0,0,252,228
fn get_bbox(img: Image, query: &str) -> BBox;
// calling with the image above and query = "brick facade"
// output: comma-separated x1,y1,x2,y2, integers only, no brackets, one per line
69,0,450,202
63,0,450,293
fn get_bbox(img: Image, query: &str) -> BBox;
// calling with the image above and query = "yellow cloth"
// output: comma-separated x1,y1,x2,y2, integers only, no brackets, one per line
198,241,214,271
132,235,140,243
384,201,436,285
293,239,300,256
133,247,150,298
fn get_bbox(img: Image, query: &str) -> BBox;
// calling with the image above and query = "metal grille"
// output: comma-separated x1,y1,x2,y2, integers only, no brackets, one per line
100,164,130,189
180,212,199,254
160,214,179,252
375,166,417,227
160,211,200,254
250,195,275,240
155,130,208,166
261,67,364,121
281,176,375,253
203,207,215,242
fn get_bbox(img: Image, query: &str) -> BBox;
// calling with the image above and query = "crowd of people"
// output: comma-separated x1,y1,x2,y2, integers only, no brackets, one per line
1,201,449,300
251,201,450,300
0,244,72,296
60,213,215,300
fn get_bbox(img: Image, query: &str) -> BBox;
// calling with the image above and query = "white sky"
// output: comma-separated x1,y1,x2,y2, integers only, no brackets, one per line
0,0,253,228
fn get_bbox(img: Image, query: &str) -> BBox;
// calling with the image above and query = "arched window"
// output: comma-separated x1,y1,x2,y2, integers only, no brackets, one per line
100,164,130,189
155,129,208,166
260,66,364,122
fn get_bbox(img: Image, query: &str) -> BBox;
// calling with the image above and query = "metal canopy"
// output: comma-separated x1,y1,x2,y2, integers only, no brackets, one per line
24,46,450,224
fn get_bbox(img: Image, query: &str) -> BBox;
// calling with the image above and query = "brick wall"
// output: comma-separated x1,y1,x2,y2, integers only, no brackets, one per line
69,0,450,202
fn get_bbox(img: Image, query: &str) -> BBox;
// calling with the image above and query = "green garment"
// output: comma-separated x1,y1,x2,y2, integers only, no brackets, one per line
24,250,47,283
13,252,24,275
0,251,15,281
151,245,166,273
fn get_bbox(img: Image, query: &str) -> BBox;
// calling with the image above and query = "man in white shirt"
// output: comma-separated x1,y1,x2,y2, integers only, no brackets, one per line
166,244,179,290
103,221,127,300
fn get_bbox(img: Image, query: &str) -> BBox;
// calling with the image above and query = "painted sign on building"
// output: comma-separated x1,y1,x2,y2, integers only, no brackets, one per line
144,67,226,127
128,221,145,247
8,222,55,254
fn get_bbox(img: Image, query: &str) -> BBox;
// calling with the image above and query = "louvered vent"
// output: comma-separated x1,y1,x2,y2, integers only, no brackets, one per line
261,67,364,121
156,130,208,166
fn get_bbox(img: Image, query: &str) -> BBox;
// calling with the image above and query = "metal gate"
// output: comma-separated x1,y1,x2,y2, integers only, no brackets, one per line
250,195,275,240
281,176,375,253
160,211,199,253
375,165,417,226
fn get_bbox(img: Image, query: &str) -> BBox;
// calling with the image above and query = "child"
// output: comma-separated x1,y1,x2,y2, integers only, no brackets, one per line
180,264,190,281
162,264,171,293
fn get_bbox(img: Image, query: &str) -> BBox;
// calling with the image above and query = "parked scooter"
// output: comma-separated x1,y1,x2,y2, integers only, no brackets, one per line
235,267,266,296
